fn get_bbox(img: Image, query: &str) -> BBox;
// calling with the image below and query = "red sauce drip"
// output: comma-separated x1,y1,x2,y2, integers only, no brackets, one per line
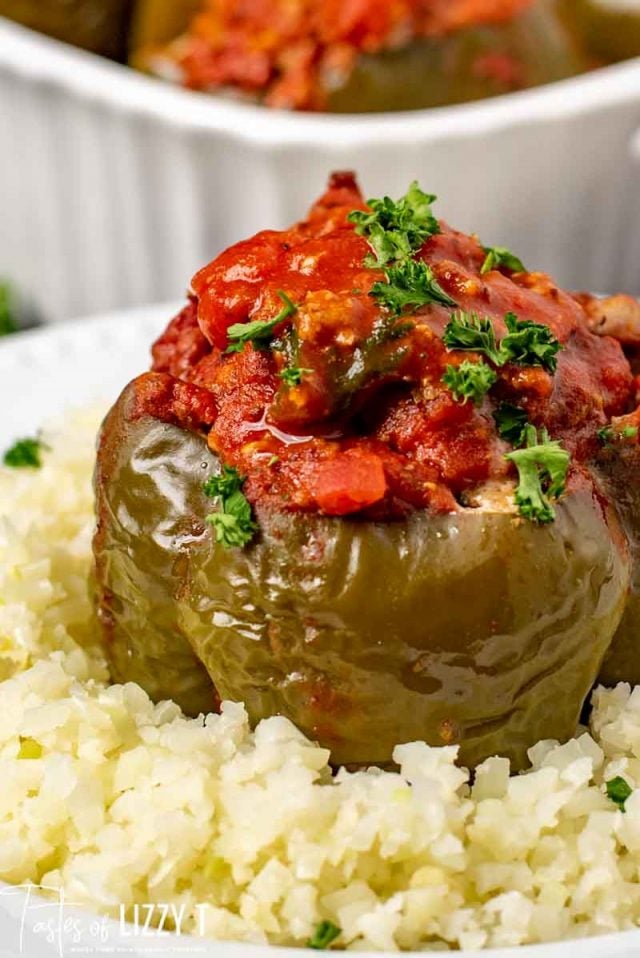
148,172,634,519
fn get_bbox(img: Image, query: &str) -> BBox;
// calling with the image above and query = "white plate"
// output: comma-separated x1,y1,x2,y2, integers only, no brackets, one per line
1,308,640,958
1,19,640,325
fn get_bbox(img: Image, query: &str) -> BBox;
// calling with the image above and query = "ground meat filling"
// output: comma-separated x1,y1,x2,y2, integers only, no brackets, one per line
148,173,635,518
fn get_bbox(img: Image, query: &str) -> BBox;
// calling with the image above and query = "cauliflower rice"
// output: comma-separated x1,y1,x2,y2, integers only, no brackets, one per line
2,410,640,952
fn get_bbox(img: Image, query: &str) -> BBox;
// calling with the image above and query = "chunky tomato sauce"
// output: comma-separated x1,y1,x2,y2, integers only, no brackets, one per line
154,0,533,110
143,172,635,518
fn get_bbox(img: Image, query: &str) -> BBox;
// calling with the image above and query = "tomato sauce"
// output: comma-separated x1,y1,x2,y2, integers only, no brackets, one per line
146,172,634,519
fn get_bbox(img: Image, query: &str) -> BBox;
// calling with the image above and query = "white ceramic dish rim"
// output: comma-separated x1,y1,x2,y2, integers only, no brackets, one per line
2,308,640,957
1,17,640,149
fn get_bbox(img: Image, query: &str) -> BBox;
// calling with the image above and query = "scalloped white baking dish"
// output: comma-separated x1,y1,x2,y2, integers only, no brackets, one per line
0,17,639,324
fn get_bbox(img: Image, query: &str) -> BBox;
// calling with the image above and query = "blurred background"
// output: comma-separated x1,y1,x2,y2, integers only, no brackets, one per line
0,0,639,329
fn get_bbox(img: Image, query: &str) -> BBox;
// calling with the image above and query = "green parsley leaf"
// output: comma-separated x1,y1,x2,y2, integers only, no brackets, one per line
348,181,441,267
308,921,341,950
0,283,17,336
505,424,570,524
443,311,505,366
203,465,245,500
203,466,257,549
226,291,297,355
3,436,48,468
501,312,561,373
606,776,633,811
598,424,639,446
443,310,561,373
493,403,529,446
443,360,497,407
279,366,313,388
206,496,256,549
480,246,526,276
371,260,456,315
364,225,414,270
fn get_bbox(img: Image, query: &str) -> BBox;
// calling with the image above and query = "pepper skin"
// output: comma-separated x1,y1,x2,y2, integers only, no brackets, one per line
326,4,586,113
0,0,132,59
94,378,630,769
559,0,640,64
596,441,640,688
577,295,640,687
94,379,217,716
129,0,200,50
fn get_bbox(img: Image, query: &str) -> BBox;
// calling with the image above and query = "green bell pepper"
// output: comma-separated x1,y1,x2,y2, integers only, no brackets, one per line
326,1,587,113
596,443,640,687
559,0,640,64
0,0,132,58
93,385,217,717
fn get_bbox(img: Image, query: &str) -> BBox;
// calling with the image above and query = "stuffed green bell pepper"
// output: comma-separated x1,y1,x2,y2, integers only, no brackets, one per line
93,173,638,769
133,0,588,112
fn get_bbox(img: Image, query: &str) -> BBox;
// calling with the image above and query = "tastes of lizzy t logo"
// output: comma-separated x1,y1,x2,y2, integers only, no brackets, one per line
0,883,211,956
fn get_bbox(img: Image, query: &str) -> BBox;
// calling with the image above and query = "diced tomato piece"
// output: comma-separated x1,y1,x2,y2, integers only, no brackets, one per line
310,450,387,515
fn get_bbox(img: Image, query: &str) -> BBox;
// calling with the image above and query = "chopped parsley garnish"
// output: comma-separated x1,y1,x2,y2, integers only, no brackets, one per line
348,183,456,320
279,366,313,388
495,410,570,525
443,360,497,407
371,260,456,315
505,424,570,525
598,424,639,446
348,181,441,267
203,466,257,549
0,283,17,336
443,311,561,372
501,312,561,373
3,436,48,469
443,311,505,366
606,776,633,811
226,291,297,355
308,921,342,950
203,466,245,501
480,246,526,276
494,403,529,447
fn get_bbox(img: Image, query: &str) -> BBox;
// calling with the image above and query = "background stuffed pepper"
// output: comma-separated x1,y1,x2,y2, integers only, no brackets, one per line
133,0,588,111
